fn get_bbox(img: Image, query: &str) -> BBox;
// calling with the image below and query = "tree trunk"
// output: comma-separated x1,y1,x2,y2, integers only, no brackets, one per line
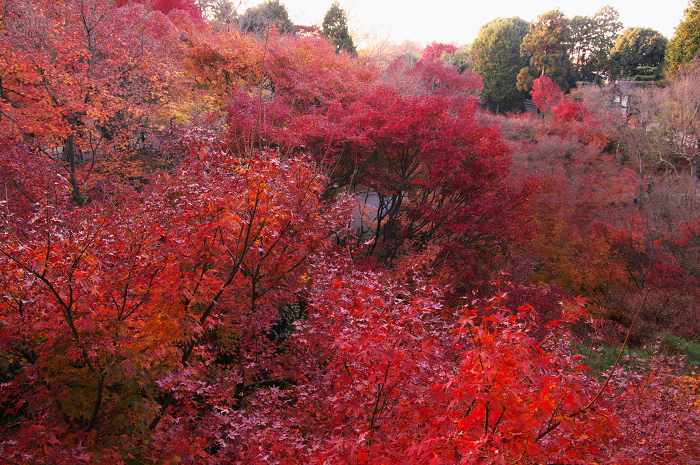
64,118,85,204
691,158,698,202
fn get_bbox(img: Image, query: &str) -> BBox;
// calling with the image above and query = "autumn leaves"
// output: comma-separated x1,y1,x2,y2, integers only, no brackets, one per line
1,0,700,463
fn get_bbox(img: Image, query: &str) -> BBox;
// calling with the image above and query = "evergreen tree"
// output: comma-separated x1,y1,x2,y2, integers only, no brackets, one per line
569,14,595,78
471,17,529,112
591,5,622,79
239,0,295,37
569,6,622,82
518,10,576,92
666,0,700,74
322,2,356,55
609,27,667,80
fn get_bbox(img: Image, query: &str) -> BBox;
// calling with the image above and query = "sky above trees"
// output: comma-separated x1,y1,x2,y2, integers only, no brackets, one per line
279,0,689,45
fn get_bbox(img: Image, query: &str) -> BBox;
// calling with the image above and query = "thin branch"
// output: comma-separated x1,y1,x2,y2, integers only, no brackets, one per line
574,290,649,416
0,456,20,465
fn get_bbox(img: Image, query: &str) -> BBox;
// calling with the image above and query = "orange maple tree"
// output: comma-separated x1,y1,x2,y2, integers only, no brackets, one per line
0,0,178,201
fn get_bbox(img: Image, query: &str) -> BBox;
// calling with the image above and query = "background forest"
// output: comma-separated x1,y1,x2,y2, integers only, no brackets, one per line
2,0,700,463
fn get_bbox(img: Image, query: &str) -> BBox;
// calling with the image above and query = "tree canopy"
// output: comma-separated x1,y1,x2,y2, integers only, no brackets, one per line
471,17,529,112
609,27,667,80
666,0,700,74
239,0,295,36
518,9,575,92
569,6,622,82
322,1,356,55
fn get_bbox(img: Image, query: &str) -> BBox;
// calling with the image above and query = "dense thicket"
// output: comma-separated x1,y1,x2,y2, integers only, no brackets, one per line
1,1,700,463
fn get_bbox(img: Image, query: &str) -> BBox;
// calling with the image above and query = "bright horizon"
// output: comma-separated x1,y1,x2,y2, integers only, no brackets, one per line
263,0,691,47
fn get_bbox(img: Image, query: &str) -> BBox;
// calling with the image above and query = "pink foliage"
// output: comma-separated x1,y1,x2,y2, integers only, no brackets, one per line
412,58,482,97
606,352,700,463
116,0,202,20
151,0,201,19
422,41,457,61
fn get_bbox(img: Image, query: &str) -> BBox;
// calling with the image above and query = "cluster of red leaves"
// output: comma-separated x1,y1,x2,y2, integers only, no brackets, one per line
0,129,353,462
383,53,482,99
531,77,565,115
553,99,590,123
295,275,623,464
411,303,617,464
298,264,449,462
531,77,604,144
422,42,458,61
224,79,532,284
2,2,700,463
265,34,379,110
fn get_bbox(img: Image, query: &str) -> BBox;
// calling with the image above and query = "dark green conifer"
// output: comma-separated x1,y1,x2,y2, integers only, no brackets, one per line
322,2,356,55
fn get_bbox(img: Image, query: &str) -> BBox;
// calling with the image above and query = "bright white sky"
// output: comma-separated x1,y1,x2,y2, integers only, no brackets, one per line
256,0,691,47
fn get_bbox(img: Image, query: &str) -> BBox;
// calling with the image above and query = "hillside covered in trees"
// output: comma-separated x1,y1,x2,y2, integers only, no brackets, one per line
2,0,700,463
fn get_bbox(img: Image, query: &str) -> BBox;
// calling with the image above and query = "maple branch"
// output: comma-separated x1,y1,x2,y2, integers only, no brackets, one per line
535,386,568,442
533,374,571,443
71,211,111,271
180,194,261,366
468,328,486,372
113,241,147,320
368,361,391,434
239,378,297,397
148,395,173,431
535,419,561,442
342,359,352,377
574,289,649,416
484,402,490,435
121,267,162,321
215,203,260,299
7,178,36,204
8,347,36,364
490,406,506,434
41,194,52,278
248,249,311,304
57,212,111,340
61,296,80,341
0,455,20,465
86,372,106,432
0,249,73,330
